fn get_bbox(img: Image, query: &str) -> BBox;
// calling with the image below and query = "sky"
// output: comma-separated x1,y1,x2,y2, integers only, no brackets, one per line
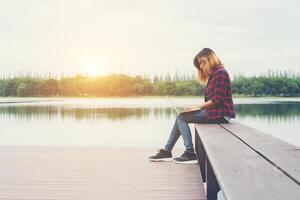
0,0,299,78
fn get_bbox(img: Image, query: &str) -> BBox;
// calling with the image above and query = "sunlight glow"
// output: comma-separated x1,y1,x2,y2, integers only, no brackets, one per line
81,56,108,76
84,63,101,76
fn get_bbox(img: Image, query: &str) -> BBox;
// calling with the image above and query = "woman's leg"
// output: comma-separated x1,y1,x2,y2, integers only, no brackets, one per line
164,109,207,153
164,117,181,152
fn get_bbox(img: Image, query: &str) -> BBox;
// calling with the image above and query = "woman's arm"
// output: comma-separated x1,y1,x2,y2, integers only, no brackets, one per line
185,70,230,111
184,100,214,111
199,100,214,109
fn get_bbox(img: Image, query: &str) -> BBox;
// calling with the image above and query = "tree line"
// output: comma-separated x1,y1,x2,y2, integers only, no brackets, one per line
0,72,300,97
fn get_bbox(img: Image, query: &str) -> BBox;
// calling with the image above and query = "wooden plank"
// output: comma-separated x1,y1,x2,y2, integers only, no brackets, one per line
195,124,300,200
221,122,300,183
0,146,206,200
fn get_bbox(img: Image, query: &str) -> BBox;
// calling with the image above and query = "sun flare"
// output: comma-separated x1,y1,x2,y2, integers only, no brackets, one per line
85,63,101,76
81,56,108,76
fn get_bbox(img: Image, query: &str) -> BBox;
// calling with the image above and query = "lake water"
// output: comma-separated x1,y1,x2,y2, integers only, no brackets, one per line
0,97,300,148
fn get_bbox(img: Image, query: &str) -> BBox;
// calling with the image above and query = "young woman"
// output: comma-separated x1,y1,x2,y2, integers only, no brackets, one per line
149,48,235,164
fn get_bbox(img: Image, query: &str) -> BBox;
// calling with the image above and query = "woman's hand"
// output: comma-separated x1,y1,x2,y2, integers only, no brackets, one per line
184,107,193,112
184,106,202,112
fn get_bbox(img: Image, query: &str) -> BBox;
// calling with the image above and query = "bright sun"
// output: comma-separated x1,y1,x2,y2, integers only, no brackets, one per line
85,63,101,76
82,57,108,76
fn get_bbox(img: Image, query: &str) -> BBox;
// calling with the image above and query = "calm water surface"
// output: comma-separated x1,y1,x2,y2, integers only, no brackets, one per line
0,97,299,148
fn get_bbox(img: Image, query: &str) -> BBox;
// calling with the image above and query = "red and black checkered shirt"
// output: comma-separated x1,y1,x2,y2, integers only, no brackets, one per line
204,65,235,121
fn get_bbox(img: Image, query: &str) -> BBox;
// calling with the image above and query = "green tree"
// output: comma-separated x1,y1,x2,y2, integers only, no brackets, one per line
17,83,27,97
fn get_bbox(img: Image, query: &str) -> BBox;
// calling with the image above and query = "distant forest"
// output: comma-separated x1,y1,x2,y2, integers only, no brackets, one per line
0,70,300,97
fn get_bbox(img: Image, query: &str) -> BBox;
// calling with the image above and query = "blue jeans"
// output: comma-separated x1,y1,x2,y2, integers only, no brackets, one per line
164,109,228,153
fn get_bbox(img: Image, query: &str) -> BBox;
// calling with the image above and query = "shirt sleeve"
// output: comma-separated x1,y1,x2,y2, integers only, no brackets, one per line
211,70,230,105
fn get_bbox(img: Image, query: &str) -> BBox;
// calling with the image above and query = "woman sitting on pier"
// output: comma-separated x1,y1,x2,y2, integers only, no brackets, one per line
149,48,235,164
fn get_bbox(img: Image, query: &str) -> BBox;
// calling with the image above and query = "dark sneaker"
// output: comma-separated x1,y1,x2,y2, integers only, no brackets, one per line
148,149,172,162
173,151,198,164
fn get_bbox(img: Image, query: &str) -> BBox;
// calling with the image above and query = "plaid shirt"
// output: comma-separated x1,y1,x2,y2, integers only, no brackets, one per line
204,65,235,121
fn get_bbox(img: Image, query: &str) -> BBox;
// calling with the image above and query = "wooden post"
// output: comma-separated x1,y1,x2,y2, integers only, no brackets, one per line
195,127,206,183
206,158,220,200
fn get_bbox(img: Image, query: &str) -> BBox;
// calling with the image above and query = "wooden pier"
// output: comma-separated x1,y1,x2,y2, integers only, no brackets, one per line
0,146,206,200
2,122,298,200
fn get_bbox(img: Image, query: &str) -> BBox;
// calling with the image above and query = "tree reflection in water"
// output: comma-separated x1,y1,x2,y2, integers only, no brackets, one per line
0,102,300,122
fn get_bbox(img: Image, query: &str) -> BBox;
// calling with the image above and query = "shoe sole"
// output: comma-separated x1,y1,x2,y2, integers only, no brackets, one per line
148,158,173,162
173,159,198,165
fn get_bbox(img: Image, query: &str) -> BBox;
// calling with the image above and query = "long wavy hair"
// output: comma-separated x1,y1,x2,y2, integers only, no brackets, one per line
193,48,223,83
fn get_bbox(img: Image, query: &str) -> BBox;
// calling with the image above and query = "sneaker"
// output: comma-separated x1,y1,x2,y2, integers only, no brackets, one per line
148,149,172,162
173,151,198,164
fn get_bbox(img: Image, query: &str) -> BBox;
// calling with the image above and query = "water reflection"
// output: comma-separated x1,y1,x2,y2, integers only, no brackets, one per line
235,103,300,118
0,105,179,121
0,103,300,121
0,101,299,147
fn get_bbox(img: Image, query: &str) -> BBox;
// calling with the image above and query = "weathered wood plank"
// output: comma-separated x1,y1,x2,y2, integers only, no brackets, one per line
221,122,300,183
195,124,300,200
0,146,206,200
